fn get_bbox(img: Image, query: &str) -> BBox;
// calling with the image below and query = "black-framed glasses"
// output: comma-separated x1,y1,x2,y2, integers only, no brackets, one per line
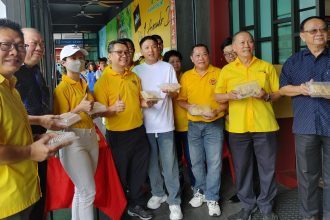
110,50,130,56
0,42,28,52
28,41,45,49
303,27,328,35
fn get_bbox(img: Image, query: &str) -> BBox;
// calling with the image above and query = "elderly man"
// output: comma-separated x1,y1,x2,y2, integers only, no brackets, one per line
215,31,280,220
14,28,63,220
177,44,227,217
280,16,330,220
0,19,63,220
94,40,153,220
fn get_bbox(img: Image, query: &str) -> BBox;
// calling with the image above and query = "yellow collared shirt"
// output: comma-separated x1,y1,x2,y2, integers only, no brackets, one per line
0,74,40,218
215,56,279,133
94,67,143,131
53,74,94,129
173,73,188,131
177,65,224,122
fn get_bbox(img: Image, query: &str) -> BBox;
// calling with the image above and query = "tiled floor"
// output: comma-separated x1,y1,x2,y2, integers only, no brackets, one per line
46,162,307,220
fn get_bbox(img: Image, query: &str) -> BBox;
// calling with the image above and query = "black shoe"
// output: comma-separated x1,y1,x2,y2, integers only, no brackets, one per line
229,194,240,203
228,208,256,220
127,205,153,220
262,212,279,220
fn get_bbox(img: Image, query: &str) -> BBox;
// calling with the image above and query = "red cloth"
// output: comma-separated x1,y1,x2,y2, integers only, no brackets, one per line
45,127,127,220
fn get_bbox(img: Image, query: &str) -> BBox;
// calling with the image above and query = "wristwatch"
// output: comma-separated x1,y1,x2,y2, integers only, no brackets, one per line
264,93,271,102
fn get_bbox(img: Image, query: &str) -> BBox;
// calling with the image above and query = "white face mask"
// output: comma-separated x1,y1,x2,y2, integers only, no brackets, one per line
65,60,83,73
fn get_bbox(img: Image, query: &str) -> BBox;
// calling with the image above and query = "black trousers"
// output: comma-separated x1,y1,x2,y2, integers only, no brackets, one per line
229,132,278,214
106,125,150,207
29,160,47,220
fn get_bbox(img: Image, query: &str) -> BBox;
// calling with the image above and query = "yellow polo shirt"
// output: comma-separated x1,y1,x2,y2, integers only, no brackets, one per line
53,74,94,129
177,65,224,122
215,56,279,133
94,67,143,131
0,75,40,218
173,73,188,131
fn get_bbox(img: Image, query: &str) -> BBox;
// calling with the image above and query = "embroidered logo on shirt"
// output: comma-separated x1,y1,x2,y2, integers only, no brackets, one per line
209,78,217,85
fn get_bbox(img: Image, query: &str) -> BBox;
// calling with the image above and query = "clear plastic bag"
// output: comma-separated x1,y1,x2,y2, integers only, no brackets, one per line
234,80,261,99
140,91,163,101
308,81,330,98
188,104,215,117
158,83,181,92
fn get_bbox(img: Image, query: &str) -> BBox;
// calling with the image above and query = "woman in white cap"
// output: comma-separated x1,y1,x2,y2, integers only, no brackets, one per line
53,45,99,220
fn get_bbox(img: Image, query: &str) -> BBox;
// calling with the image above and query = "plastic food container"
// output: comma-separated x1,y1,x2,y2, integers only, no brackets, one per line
308,81,330,97
140,91,163,101
57,112,81,127
188,104,215,117
158,83,181,92
234,80,261,99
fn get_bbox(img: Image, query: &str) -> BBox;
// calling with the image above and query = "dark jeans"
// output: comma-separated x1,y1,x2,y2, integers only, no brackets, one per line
174,131,195,186
229,132,278,214
295,134,330,219
106,126,150,207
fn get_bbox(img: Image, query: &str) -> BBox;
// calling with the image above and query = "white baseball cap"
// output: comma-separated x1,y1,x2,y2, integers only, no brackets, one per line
60,45,88,60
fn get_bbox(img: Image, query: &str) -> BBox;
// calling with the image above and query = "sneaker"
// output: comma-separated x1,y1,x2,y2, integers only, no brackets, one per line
127,205,153,220
228,208,256,220
189,190,205,207
147,194,167,209
207,201,221,216
262,212,279,220
169,205,183,220
229,194,240,203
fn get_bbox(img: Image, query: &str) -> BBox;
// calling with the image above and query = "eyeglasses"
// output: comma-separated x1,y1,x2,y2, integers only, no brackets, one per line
28,41,45,49
303,27,328,35
110,50,130,56
0,42,28,52
223,52,236,57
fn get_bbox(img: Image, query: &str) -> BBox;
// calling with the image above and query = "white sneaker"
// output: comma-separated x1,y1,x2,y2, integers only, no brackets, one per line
189,191,205,207
169,205,183,220
147,195,167,209
207,201,221,216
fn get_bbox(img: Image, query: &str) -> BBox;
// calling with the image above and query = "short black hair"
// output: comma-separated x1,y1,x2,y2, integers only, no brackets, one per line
221,37,232,51
300,16,326,32
191,43,209,55
151,34,163,43
119,38,135,50
98,57,107,62
139,36,158,48
163,50,183,62
0,18,24,39
232,31,254,43
107,40,128,53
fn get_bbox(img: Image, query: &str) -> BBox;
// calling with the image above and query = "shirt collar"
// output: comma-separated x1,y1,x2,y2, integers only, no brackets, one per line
233,56,258,67
108,66,130,77
193,64,215,76
302,47,329,57
0,74,17,90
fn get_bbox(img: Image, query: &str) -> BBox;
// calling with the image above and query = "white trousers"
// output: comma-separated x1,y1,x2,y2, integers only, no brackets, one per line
59,128,99,220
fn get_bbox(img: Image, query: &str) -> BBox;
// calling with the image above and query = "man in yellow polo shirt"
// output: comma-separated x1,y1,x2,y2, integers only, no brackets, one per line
0,19,63,220
177,44,227,217
94,40,153,220
215,31,280,220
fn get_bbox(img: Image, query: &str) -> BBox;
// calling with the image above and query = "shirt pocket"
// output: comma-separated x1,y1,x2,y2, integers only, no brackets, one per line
255,71,268,89
322,69,330,81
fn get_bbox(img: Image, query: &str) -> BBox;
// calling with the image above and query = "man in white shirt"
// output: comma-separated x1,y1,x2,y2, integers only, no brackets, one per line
132,36,182,220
